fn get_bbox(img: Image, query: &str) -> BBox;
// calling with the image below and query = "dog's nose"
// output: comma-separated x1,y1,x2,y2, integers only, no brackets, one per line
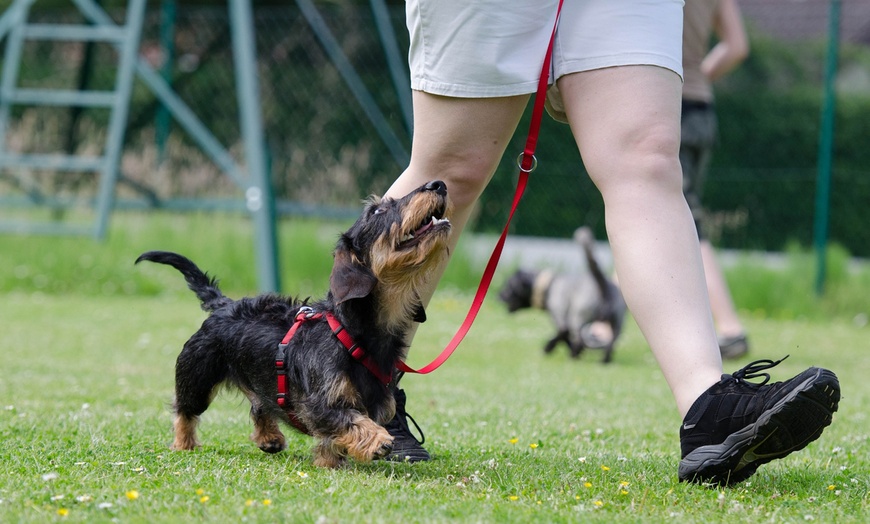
424,180,447,195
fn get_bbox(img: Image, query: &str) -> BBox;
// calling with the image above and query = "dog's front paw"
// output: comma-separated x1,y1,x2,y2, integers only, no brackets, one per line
313,440,347,469
342,419,394,463
371,435,394,460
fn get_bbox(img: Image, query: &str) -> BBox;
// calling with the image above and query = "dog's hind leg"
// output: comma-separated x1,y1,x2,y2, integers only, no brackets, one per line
602,344,614,364
171,336,227,451
569,341,586,359
544,330,569,354
171,413,201,451
244,391,287,454
568,330,587,359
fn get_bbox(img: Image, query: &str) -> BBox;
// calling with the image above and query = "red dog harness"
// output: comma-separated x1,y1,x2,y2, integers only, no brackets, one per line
275,307,393,429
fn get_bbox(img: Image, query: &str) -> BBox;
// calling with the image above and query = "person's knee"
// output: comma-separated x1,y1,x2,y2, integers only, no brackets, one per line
587,124,682,195
413,152,496,211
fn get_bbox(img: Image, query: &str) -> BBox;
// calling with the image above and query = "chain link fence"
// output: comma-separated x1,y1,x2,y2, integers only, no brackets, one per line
2,1,869,256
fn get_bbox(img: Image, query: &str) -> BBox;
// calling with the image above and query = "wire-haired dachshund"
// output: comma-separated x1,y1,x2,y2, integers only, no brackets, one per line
136,180,451,468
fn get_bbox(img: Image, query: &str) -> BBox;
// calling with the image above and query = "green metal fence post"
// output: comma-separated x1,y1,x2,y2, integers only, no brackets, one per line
813,0,841,296
229,0,280,293
156,0,176,165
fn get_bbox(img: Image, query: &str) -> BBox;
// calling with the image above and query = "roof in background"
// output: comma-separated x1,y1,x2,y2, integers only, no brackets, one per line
740,0,870,45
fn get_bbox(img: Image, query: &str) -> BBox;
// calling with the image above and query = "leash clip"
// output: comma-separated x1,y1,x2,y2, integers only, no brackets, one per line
516,152,538,173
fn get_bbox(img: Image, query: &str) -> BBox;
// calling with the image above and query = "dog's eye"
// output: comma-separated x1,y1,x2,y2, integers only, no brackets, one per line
372,207,386,216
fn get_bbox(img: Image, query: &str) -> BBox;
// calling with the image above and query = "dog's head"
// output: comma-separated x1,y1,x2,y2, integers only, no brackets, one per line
329,180,452,328
498,269,537,312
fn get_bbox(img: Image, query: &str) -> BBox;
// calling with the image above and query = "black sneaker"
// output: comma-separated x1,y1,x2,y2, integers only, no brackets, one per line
382,387,430,462
678,356,839,486
719,333,749,360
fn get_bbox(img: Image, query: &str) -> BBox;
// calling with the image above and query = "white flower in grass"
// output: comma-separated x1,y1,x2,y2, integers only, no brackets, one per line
98,502,113,510
42,472,59,482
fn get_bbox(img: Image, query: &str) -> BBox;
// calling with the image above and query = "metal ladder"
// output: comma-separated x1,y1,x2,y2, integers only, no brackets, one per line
0,0,146,238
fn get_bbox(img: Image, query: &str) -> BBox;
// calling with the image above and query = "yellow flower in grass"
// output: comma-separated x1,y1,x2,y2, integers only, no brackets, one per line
262,499,272,506
584,482,592,488
509,438,519,444
593,500,604,507
509,495,519,501
125,490,139,501
827,485,836,491
529,443,538,449
57,508,69,517
601,465,610,471
195,488,205,496
245,499,255,507
199,496,210,503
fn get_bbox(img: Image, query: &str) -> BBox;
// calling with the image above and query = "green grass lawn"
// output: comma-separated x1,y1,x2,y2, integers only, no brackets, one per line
1,288,868,523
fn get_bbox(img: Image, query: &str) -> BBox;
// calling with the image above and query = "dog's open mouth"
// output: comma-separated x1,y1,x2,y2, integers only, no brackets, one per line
398,207,450,249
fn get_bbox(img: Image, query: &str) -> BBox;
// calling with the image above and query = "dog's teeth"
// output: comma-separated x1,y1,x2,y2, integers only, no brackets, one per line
401,233,414,242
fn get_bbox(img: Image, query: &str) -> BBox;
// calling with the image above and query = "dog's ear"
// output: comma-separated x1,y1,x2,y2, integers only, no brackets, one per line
330,242,377,304
412,302,427,323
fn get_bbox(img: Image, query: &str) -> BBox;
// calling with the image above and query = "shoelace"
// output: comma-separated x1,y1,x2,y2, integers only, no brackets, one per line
389,372,426,445
394,408,426,446
732,355,790,386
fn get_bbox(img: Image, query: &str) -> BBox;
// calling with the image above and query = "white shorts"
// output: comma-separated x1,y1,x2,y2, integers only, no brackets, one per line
406,0,684,118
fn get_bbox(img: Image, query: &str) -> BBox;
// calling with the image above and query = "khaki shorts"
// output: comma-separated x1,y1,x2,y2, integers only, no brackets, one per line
406,0,684,121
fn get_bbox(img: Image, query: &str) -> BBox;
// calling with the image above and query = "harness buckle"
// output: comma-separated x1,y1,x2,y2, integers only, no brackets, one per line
276,342,289,406
297,306,316,319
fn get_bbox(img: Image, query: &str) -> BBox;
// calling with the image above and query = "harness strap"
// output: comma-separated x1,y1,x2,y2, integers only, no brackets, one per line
275,312,310,408
396,0,564,376
324,313,393,385
275,308,392,413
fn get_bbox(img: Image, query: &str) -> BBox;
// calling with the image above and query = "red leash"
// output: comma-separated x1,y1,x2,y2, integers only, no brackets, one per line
397,0,564,376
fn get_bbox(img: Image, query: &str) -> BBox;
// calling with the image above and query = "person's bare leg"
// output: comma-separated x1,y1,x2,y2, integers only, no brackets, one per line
559,66,722,416
385,92,530,339
700,239,744,338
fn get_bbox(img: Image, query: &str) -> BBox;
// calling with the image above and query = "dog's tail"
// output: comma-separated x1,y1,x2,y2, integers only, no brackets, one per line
135,251,231,312
573,227,613,302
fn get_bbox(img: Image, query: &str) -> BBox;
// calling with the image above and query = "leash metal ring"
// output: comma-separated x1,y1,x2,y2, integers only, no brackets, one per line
516,153,538,173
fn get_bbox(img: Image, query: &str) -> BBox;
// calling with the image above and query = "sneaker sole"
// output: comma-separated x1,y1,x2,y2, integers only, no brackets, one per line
679,367,840,486
382,449,431,463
